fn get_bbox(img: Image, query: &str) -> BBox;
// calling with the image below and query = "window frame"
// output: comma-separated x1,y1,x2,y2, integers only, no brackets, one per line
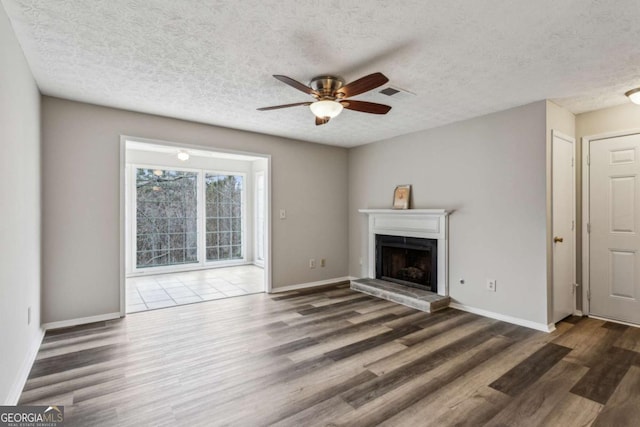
202,169,247,267
128,163,247,275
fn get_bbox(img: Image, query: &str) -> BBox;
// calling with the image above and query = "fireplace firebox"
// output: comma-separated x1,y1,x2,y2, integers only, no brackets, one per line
375,234,437,292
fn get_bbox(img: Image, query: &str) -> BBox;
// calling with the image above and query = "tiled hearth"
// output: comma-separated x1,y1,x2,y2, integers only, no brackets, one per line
351,278,450,313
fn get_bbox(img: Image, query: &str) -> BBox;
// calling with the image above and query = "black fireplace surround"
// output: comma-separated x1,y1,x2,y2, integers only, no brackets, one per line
375,234,437,292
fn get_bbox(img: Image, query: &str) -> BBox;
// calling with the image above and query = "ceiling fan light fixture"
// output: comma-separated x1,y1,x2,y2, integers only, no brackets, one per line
626,88,640,105
309,100,343,118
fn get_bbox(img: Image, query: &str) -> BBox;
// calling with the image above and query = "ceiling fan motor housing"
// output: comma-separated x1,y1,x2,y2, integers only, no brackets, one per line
310,75,345,99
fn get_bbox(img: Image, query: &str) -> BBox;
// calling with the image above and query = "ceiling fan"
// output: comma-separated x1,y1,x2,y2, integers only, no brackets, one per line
257,72,392,126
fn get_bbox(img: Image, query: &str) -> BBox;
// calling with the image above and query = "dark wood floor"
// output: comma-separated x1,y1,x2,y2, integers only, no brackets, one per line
20,283,640,426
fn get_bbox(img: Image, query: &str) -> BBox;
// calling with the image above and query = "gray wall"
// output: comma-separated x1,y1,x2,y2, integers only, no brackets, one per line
0,6,42,404
349,101,550,326
42,97,349,323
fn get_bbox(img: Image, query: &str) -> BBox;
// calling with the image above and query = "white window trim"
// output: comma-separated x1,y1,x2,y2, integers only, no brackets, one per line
128,164,247,276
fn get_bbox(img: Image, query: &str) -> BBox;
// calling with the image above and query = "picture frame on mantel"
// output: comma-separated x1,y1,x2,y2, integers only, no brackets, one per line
392,184,411,209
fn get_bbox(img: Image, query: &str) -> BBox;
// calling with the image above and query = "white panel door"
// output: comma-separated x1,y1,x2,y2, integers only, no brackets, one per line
552,132,575,323
590,133,640,325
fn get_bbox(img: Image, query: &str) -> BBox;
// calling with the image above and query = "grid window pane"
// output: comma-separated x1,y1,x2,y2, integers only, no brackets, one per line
218,218,230,232
205,174,243,261
219,246,230,259
136,168,198,268
206,247,219,260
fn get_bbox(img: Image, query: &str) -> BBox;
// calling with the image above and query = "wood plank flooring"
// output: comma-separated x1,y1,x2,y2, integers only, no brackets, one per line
20,283,640,426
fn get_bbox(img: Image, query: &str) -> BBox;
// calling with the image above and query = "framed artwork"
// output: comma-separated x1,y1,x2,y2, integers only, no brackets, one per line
392,185,411,209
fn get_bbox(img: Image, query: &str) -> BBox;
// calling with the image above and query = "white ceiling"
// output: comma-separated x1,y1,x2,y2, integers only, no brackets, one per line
4,0,640,147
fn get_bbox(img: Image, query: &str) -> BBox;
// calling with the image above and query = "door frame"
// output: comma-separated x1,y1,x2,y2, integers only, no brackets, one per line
551,129,577,320
581,128,640,318
254,170,266,268
119,135,272,317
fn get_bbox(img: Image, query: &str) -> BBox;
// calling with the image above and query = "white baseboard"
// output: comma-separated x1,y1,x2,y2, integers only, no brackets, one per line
5,311,121,404
4,327,45,405
573,310,583,316
449,302,555,333
42,312,122,331
270,276,354,293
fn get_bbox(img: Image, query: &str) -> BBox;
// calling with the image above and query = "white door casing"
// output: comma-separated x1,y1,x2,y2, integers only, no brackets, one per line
552,130,576,323
254,171,266,267
589,133,640,325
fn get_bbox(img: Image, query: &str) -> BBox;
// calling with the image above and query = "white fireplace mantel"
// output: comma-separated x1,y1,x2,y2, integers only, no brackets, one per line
359,209,451,296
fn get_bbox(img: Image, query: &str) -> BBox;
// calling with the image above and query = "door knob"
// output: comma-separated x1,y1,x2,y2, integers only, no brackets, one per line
554,236,564,243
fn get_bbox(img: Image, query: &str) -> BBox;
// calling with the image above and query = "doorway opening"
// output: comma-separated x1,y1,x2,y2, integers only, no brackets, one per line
121,137,270,314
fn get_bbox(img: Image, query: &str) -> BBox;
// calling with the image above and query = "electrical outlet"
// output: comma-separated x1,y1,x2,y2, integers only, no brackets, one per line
309,258,316,269
487,279,497,292
27,307,31,325
279,209,286,219
320,258,326,268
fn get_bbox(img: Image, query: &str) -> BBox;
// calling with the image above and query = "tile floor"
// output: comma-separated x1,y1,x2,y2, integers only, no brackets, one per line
126,265,264,313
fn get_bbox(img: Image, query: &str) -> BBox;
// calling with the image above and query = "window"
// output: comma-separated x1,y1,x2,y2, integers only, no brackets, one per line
130,166,247,272
135,168,198,268
205,174,244,261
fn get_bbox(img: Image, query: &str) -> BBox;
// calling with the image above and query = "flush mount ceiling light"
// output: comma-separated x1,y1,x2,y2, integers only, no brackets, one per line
309,99,343,119
625,88,640,105
177,151,190,161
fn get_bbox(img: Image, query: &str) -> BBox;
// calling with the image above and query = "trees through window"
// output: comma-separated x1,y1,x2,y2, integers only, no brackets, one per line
134,168,244,270
136,168,198,268
205,174,243,261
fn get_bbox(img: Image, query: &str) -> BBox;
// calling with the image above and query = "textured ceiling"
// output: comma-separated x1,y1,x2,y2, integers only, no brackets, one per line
3,0,640,147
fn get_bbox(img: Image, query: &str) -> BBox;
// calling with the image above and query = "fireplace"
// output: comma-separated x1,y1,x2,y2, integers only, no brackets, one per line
359,209,450,296
376,234,437,292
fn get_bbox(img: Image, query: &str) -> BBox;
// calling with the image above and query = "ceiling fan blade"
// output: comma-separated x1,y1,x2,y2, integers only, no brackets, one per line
273,75,318,96
315,116,330,126
336,72,389,98
341,100,391,115
257,102,312,111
